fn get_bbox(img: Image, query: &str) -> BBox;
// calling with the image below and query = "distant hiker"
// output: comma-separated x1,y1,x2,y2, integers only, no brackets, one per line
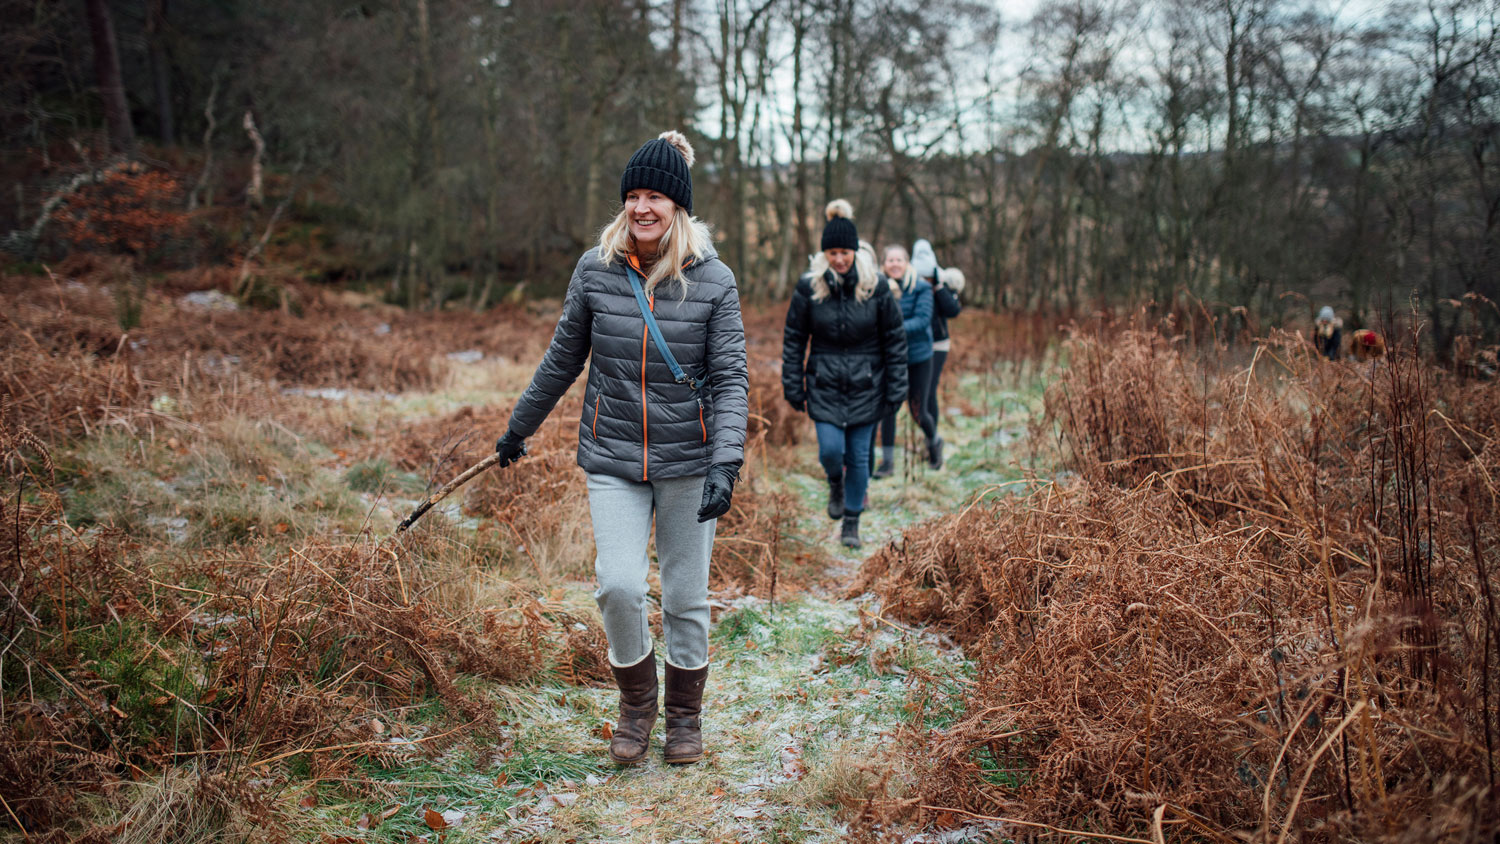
494,131,749,767
1351,328,1386,361
782,200,908,549
1313,306,1342,361
927,266,965,430
917,239,963,458
871,242,940,478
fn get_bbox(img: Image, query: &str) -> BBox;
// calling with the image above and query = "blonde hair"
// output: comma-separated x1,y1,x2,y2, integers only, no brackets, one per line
807,247,880,303
596,205,713,296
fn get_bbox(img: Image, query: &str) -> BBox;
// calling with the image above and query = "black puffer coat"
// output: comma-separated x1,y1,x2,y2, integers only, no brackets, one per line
782,268,908,427
932,284,961,342
506,246,749,481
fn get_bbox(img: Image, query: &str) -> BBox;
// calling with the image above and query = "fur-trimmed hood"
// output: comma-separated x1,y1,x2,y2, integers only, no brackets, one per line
938,266,966,294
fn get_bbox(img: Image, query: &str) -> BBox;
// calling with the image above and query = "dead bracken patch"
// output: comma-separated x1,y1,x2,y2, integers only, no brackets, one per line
855,327,1500,842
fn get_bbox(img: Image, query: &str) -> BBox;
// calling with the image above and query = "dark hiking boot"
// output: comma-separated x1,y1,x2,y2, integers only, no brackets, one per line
608,650,657,765
663,662,709,764
826,476,845,520
840,513,862,548
927,436,945,470
872,455,894,479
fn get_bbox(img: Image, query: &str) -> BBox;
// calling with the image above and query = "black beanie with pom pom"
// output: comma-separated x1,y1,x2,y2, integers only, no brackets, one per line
820,199,858,251
620,131,695,214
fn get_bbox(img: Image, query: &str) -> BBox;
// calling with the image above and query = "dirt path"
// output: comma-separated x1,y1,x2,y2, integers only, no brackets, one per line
295,369,1040,843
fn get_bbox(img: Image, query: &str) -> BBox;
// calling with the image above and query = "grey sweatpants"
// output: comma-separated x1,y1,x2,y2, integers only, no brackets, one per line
587,472,715,670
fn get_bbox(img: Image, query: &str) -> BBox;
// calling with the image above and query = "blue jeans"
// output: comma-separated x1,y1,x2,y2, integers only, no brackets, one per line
814,421,876,515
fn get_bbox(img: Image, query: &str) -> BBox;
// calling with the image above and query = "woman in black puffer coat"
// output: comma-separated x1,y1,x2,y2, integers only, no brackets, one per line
782,200,908,549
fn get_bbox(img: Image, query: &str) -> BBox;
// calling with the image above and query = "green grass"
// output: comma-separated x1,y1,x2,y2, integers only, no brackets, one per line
343,457,426,495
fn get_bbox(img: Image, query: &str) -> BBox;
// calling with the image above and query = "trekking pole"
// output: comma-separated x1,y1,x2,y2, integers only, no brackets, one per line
394,445,525,533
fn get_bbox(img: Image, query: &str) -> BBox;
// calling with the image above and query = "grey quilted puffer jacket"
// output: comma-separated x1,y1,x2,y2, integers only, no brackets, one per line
505,246,749,481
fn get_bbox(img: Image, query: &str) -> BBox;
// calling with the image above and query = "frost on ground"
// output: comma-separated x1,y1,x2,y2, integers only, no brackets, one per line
287,366,1042,843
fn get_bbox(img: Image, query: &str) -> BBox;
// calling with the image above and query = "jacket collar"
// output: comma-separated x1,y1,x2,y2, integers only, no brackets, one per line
824,266,858,294
617,244,720,273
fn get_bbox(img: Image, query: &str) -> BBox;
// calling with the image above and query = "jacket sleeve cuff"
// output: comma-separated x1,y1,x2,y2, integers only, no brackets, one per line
711,445,745,466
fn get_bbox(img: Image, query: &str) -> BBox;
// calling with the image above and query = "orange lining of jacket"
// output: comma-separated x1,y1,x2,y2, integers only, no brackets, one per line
629,254,652,481
627,254,705,476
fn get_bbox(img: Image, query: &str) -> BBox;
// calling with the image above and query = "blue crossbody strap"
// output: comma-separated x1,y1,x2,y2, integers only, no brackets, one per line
625,262,700,392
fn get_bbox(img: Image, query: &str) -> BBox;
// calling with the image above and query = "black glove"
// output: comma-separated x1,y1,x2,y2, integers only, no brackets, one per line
786,397,806,413
697,462,741,523
494,430,528,467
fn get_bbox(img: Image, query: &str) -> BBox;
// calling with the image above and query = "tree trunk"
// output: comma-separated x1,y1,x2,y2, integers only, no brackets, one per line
84,0,136,154
147,0,175,144
791,0,811,263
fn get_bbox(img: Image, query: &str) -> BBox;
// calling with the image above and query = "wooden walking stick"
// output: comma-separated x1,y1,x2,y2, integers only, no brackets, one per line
395,444,525,533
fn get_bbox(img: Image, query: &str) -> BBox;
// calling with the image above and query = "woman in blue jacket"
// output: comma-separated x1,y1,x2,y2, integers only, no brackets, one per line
872,244,941,474
913,240,962,448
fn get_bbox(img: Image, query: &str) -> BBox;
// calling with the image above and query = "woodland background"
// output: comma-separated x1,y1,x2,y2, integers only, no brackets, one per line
2,0,1498,351
4,2,1500,841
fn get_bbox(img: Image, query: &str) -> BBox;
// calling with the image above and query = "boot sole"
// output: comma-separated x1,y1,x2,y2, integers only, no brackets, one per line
664,753,703,764
610,749,649,765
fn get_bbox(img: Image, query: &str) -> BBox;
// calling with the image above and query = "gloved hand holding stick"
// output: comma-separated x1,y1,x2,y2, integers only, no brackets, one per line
394,433,527,533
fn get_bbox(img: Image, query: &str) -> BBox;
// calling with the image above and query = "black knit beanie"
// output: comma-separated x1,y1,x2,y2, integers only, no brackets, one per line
821,199,858,251
620,131,694,214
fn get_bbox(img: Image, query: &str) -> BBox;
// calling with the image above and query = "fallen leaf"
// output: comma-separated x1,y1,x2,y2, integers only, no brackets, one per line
423,807,447,830
299,794,317,809
493,772,509,788
109,705,127,719
200,688,220,705
733,806,761,819
370,717,386,734
355,813,374,830
380,804,403,821
440,809,465,827
600,721,613,741
630,817,653,828
149,696,171,706
274,522,289,534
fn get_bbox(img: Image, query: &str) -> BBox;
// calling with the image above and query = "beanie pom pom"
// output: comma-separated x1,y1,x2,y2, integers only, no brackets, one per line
658,130,695,168
825,199,854,221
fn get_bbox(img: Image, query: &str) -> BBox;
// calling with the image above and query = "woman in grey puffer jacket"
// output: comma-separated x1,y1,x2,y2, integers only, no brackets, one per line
494,131,749,768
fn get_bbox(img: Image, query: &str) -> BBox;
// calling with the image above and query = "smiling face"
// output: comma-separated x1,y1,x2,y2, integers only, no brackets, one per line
625,189,677,254
825,248,855,274
882,247,909,280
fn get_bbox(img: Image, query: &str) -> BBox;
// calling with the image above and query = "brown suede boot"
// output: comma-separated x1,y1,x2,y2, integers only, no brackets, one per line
608,650,657,765
663,661,708,764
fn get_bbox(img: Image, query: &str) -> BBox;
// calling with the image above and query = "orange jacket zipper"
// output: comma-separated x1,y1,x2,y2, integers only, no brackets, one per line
641,291,654,480
593,393,600,439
